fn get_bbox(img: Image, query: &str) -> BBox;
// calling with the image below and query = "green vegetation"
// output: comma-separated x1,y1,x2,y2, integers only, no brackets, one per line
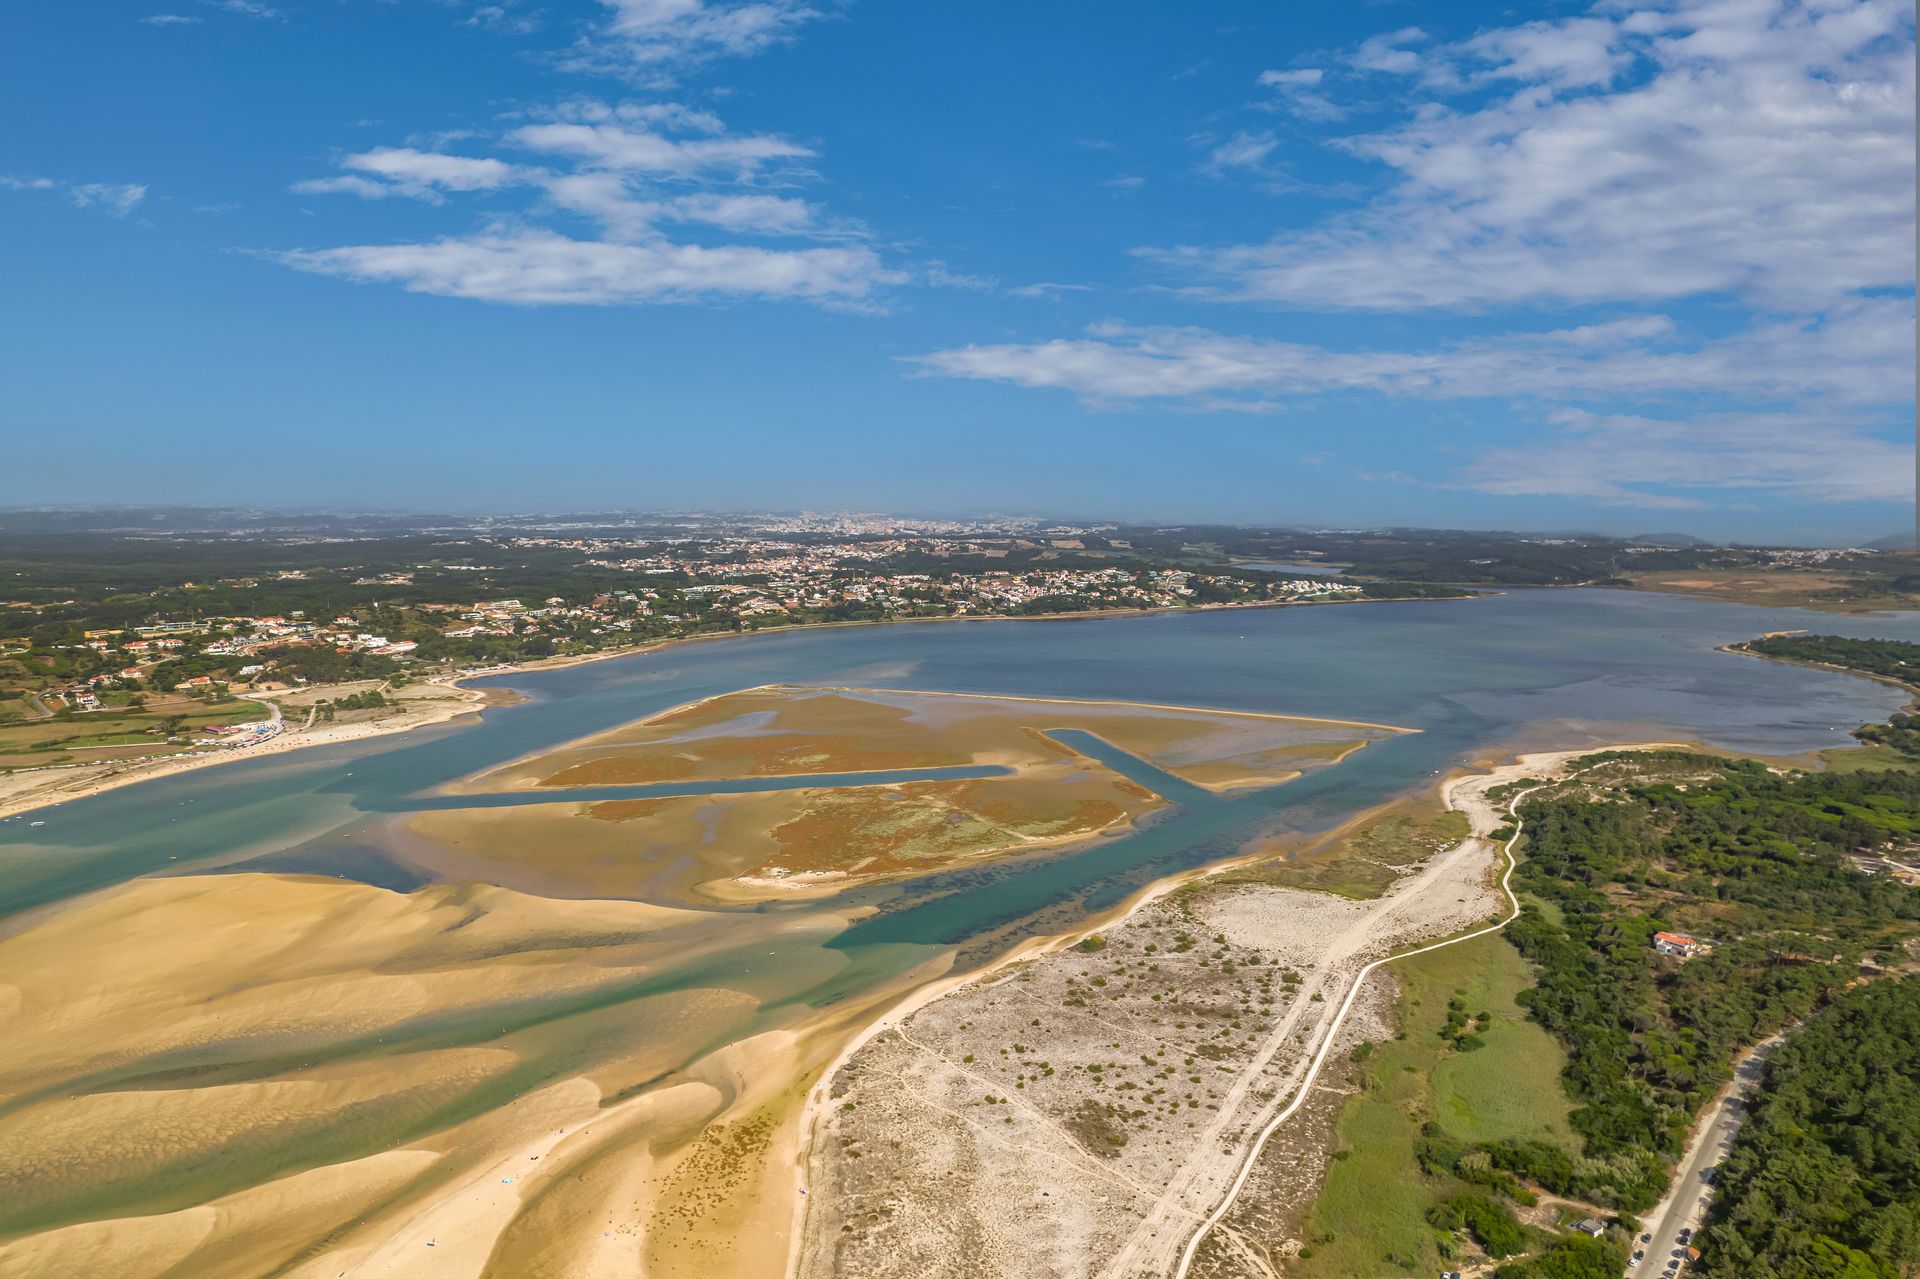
1427,1192,1527,1257
1700,976,1920,1279
1300,741,1920,1279
1164,525,1920,605
0,695,268,769
1855,715,1920,759
1494,1233,1625,1279
1296,933,1577,1278
1500,757,1920,1209
1735,633,1920,766
1740,634,1920,687
1217,808,1471,900
322,688,388,713
0,515,1469,708
1737,635,1920,760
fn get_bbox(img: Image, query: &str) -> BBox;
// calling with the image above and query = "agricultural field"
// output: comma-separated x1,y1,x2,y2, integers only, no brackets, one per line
1627,566,1920,612
0,693,270,772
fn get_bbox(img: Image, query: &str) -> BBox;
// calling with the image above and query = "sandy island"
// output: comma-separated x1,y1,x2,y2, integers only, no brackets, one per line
0,591,1473,824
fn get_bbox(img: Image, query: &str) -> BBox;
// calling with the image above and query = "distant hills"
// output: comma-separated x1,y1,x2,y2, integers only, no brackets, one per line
1627,532,1714,548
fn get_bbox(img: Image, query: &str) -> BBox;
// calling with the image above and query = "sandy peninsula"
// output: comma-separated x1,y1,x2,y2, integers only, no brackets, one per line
0,677,506,822
789,743,1686,1279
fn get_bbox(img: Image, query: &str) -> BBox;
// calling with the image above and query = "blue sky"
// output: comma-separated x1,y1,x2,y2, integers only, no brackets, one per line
3,0,1914,541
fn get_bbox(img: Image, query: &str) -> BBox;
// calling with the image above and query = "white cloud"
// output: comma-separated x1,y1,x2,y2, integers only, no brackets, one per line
562,0,821,83
4,175,146,217
283,93,890,307
509,121,810,177
1157,0,1916,311
537,171,661,237
1006,281,1096,301
1451,17,1627,91
346,146,521,191
1255,67,1343,121
141,13,204,24
1457,410,1914,506
463,5,544,36
523,99,728,134
205,0,283,19
917,311,1914,506
291,149,520,203
912,297,1915,409
1258,68,1323,86
277,228,897,306
664,191,815,233
922,262,999,292
904,0,1915,515
292,174,412,200
1349,27,1425,74
68,183,150,216
1200,130,1280,176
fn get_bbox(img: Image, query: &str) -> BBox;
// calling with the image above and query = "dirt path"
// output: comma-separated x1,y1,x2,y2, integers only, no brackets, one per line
1156,745,1688,1279
790,743,1686,1279
1107,775,1530,1279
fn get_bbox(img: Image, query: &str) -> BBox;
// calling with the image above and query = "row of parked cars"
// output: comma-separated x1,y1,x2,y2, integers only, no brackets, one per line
1631,1225,1702,1275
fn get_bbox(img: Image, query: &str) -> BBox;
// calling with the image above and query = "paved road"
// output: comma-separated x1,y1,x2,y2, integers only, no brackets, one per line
1632,1036,1778,1278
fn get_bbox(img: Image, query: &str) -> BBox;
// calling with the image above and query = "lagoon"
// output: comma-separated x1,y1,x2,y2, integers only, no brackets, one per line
2,589,1918,1263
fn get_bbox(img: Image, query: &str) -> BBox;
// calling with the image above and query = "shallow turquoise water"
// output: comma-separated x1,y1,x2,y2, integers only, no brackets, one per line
5,588,1919,1231
4,589,1917,931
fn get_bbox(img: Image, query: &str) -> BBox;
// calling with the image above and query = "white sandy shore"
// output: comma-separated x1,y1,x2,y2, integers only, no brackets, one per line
0,680,498,822
787,739,1693,1279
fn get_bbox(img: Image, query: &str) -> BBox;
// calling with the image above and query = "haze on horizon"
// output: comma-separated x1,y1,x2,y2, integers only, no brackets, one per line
3,0,1915,545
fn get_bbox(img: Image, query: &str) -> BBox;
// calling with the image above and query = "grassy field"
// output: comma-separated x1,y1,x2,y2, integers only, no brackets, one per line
1295,931,1574,1278
1222,808,1471,901
0,695,269,769
1819,743,1920,775
1628,568,1920,613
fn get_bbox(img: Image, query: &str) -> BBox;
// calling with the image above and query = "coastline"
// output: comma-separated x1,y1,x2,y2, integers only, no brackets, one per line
0,591,1469,823
0,681,510,822
782,739,1695,1279
1718,639,1920,705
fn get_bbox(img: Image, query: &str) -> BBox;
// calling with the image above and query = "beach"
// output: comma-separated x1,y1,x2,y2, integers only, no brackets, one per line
1,589,1909,1277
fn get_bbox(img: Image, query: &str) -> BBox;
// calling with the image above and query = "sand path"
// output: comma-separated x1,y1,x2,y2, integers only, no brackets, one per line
1152,745,1684,1279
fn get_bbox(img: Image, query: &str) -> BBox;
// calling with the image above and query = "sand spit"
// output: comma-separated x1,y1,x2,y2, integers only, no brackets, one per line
0,679,501,822
0,590,1468,824
793,744,1680,1279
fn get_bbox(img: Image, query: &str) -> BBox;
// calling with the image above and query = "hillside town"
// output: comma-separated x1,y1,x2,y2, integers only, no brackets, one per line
0,529,1418,727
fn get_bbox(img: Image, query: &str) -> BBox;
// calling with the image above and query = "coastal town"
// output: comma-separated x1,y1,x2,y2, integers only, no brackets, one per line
0,519,1453,810
0,525,1415,715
